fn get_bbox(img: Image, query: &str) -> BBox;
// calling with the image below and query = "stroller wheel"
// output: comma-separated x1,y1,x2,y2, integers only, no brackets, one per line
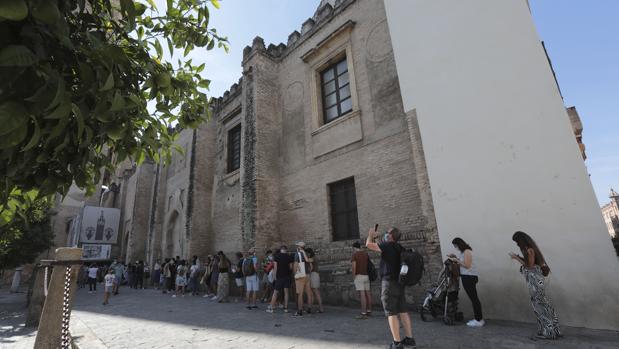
419,306,429,322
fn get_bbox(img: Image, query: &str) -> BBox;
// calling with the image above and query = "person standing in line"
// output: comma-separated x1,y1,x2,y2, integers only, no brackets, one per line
189,259,200,295
243,248,260,309
87,263,99,293
136,261,145,289
351,241,372,319
168,258,177,293
216,252,231,303
161,259,170,294
293,242,313,317
201,255,214,297
174,260,187,298
260,250,274,303
111,260,124,295
305,248,324,313
448,237,484,327
233,252,245,301
103,269,114,305
153,260,162,290
267,246,293,313
78,265,88,289
510,231,561,340
366,227,416,349
209,255,220,300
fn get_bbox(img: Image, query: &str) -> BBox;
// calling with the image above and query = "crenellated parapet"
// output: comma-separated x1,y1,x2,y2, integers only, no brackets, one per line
240,0,355,65
210,76,244,114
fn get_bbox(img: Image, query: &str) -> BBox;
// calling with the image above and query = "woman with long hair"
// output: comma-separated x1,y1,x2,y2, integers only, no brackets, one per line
509,231,561,339
448,237,484,327
216,251,231,303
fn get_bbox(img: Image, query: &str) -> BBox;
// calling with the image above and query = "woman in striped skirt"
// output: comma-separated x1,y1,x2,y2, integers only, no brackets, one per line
509,231,561,340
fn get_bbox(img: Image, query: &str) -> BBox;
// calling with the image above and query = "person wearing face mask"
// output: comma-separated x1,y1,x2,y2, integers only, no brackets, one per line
267,245,293,313
366,226,416,349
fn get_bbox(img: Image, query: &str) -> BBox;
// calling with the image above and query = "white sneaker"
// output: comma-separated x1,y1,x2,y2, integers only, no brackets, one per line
172,294,177,298
467,319,485,327
203,295,209,298
210,296,218,301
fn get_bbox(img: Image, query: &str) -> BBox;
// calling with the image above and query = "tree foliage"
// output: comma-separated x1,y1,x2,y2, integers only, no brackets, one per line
0,0,227,226
0,194,54,269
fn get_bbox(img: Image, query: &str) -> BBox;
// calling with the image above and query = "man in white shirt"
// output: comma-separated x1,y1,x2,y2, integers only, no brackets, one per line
88,264,99,293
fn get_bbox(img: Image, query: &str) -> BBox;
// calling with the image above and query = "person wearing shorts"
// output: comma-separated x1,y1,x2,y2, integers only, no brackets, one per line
352,241,373,319
103,269,114,305
267,246,293,313
293,242,313,317
366,227,416,349
234,252,245,300
306,248,324,313
244,248,260,309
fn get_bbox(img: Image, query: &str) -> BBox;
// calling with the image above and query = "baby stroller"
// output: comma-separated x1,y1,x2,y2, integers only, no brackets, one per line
419,258,461,325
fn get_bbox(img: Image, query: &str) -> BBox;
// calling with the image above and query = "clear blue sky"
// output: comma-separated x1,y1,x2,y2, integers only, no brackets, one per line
193,0,619,205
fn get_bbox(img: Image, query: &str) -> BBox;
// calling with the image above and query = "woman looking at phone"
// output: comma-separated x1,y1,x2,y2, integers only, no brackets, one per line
509,231,561,340
448,238,484,327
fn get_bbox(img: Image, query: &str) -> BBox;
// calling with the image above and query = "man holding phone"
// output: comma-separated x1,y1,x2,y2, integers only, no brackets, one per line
366,225,416,349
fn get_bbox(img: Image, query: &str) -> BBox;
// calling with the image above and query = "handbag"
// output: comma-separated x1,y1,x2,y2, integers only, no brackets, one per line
294,252,307,279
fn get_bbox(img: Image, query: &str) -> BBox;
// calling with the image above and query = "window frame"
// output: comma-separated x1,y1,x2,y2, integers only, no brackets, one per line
328,177,360,241
227,123,242,173
320,57,353,124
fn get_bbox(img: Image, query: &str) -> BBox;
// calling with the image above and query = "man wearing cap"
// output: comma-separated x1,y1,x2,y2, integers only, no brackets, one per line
293,241,313,317
244,247,260,309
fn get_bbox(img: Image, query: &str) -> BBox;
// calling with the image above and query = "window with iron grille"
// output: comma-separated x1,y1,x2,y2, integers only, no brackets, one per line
329,177,359,241
227,124,241,173
321,57,352,124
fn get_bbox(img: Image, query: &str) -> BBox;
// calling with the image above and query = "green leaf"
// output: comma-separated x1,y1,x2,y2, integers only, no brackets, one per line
196,63,205,73
0,120,28,149
155,73,171,88
154,40,163,59
134,2,147,16
0,45,37,67
0,102,28,137
166,37,174,57
44,100,71,119
0,0,28,21
21,117,41,152
31,0,60,25
198,79,210,89
100,72,114,91
46,78,66,111
183,45,191,57
110,92,125,111
211,0,221,9
146,0,157,10
72,103,85,141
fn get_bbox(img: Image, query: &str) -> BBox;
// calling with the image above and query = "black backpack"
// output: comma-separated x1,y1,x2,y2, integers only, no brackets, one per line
367,259,378,282
398,247,424,286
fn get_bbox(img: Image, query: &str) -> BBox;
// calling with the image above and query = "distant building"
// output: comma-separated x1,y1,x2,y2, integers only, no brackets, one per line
601,189,619,256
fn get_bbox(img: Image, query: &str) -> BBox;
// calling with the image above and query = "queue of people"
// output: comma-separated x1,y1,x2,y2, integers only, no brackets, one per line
80,228,561,348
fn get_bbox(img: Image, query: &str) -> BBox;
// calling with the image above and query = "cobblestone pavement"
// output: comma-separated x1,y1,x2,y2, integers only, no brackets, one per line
0,290,36,349
66,287,619,349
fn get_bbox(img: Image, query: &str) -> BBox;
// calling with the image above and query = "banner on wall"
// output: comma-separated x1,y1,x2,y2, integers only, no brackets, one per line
79,206,121,244
82,244,112,260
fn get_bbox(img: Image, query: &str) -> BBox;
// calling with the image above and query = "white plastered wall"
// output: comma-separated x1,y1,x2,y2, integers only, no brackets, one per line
384,0,619,330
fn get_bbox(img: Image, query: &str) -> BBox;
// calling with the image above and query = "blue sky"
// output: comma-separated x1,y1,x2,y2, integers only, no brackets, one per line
191,0,618,205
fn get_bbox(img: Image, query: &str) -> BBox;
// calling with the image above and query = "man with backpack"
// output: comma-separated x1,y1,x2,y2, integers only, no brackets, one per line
351,241,374,319
243,247,260,309
366,226,416,349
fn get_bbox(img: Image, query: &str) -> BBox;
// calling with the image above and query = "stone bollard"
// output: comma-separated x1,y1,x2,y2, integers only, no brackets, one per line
26,264,48,328
34,248,82,349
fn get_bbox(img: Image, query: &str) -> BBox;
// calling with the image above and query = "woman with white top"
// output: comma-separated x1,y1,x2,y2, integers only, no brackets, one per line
448,237,485,327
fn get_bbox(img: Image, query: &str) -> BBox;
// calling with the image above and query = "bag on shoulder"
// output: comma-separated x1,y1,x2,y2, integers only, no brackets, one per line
398,246,424,286
294,252,307,279
242,258,256,276
367,259,378,282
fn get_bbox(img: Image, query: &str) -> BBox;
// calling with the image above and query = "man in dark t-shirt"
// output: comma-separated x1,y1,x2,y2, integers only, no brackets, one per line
267,246,293,313
366,226,416,349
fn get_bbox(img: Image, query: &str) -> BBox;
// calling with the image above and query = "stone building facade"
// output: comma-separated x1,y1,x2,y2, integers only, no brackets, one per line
601,189,619,255
127,0,444,304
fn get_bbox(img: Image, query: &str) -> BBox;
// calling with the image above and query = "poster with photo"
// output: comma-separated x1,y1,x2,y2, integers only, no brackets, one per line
80,206,120,244
82,244,111,260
